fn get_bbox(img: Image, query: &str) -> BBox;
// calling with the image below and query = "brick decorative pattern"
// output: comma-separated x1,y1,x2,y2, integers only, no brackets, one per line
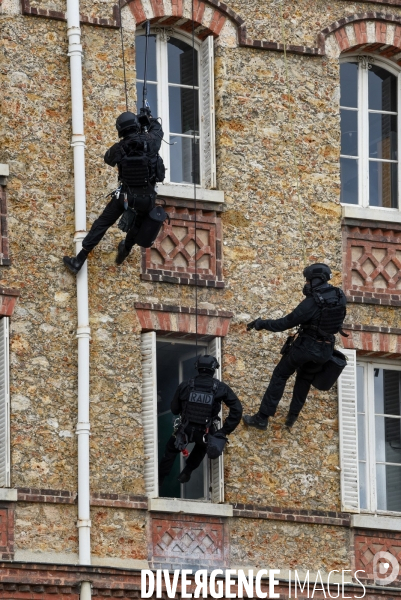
150,513,228,570
135,302,233,336
17,488,148,509
0,505,14,561
21,0,121,28
354,529,401,585
0,186,10,266
233,503,351,527
141,206,223,287
342,324,401,359
320,12,401,64
0,287,20,317
343,221,401,306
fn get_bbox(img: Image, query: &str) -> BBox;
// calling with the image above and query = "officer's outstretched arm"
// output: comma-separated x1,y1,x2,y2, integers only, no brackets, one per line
220,386,243,435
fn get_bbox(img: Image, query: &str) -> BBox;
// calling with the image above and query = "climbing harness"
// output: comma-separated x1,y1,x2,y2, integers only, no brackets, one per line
279,1,307,267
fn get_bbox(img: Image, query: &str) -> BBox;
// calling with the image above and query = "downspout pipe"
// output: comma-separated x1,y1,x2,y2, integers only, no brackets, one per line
66,0,92,588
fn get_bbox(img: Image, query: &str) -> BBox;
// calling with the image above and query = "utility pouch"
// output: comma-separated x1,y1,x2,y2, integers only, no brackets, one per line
118,207,136,233
280,334,295,355
174,427,189,452
311,349,347,391
135,205,169,248
155,154,166,182
206,431,228,460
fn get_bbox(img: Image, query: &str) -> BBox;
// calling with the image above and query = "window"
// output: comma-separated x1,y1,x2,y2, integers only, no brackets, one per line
141,332,223,502
136,31,216,189
0,317,10,487
340,57,400,209
338,350,401,513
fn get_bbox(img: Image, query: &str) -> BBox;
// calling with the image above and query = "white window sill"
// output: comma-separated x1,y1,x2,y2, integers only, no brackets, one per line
148,497,233,517
0,488,17,501
0,164,9,177
351,513,401,532
156,183,224,204
342,203,401,224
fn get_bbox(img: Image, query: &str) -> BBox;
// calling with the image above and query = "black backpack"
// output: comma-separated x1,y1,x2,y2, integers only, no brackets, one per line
311,287,348,338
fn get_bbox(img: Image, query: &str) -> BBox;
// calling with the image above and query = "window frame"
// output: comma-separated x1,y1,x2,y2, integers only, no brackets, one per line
0,317,10,487
136,29,216,190
356,357,401,516
340,54,401,211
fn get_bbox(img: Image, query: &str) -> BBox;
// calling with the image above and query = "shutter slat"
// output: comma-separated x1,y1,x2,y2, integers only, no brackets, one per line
0,318,10,487
141,331,158,498
200,36,216,189
338,348,359,513
208,337,224,503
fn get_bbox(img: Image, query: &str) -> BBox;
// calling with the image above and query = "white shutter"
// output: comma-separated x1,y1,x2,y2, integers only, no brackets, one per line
208,337,224,503
338,348,359,513
141,332,158,498
0,318,10,487
200,35,216,189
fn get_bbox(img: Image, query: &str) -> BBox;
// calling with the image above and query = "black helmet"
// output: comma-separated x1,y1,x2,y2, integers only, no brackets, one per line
115,111,140,137
303,263,332,282
195,355,220,373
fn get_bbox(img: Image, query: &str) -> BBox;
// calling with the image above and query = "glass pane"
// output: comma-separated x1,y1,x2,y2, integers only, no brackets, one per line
358,413,366,461
375,369,401,415
369,160,398,208
376,463,401,511
369,113,397,160
135,34,157,82
357,365,365,413
340,62,358,108
170,135,200,184
340,157,358,204
368,65,397,112
169,87,199,135
341,109,358,156
359,461,368,510
136,82,158,118
168,37,198,86
375,416,401,463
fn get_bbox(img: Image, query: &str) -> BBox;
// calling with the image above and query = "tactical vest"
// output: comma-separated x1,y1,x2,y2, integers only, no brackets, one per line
182,379,220,427
119,137,165,190
310,287,347,337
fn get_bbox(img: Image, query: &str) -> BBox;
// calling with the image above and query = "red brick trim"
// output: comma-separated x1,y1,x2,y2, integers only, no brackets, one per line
0,504,14,561
135,302,233,336
354,528,401,585
342,325,401,358
17,488,148,509
319,12,401,64
20,0,121,28
233,503,351,527
0,288,20,317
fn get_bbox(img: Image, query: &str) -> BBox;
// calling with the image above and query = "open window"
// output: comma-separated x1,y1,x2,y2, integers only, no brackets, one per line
141,332,223,502
338,349,401,514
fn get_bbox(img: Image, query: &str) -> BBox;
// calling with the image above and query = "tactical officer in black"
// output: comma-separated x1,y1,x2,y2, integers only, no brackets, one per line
243,263,347,431
158,355,243,487
63,111,164,274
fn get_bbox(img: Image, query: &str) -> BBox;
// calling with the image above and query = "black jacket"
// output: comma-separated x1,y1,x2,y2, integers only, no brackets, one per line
171,373,242,436
257,283,347,339
104,118,163,182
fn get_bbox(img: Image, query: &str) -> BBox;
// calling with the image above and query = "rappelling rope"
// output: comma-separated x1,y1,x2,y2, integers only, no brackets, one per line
119,0,129,111
279,1,307,267
192,0,199,358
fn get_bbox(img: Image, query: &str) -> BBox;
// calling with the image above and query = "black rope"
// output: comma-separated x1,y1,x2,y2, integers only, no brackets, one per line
119,1,129,112
192,0,198,360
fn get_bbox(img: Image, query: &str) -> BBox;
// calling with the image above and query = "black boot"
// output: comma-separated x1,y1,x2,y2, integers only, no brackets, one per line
177,467,192,484
285,411,299,428
116,240,131,265
242,413,269,431
63,248,89,274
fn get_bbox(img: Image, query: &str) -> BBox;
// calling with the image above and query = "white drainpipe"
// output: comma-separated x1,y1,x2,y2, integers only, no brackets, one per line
66,0,92,591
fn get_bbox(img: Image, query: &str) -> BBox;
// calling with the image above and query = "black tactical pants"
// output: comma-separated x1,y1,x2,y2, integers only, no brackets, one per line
82,191,152,253
259,335,333,418
159,425,208,482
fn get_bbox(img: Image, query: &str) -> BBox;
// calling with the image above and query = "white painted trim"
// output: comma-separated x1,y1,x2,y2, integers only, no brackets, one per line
342,204,401,223
0,488,17,501
14,550,149,569
156,183,224,202
0,165,9,177
351,513,401,532
148,497,233,516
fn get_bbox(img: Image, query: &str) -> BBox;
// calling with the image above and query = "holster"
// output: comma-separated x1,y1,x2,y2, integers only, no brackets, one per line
280,334,295,355
118,207,136,232
174,426,189,452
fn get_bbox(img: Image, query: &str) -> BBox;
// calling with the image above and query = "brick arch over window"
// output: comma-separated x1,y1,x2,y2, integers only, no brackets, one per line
126,0,243,39
319,13,401,64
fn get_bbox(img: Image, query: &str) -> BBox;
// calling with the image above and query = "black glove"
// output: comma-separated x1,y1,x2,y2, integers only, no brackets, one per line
118,207,136,233
247,318,265,331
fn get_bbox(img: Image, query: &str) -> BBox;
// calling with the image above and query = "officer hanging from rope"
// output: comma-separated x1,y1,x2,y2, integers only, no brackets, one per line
158,355,243,489
63,21,168,274
243,263,348,431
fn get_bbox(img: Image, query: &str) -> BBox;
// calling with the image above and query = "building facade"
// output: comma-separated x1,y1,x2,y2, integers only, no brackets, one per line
1,0,401,597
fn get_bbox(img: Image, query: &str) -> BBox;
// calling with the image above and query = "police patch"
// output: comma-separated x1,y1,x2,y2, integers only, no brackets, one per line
188,391,214,405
